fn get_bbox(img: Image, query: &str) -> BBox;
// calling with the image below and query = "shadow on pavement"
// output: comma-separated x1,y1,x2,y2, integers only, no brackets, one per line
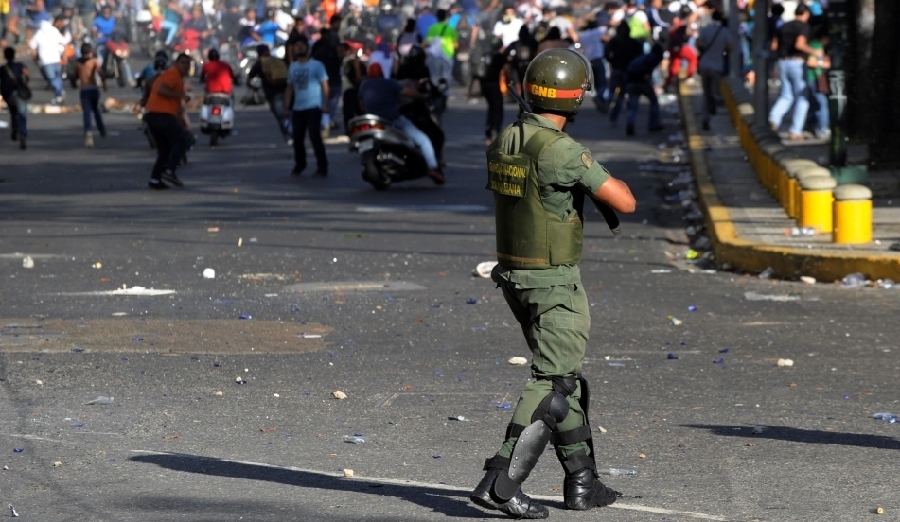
130,452,513,519
683,424,900,450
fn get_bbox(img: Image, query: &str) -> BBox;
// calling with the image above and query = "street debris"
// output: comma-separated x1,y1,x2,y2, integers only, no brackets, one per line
53,461,62,467
668,316,682,325
273,393,280,398
688,305,697,312
787,227,816,236
777,359,794,367
343,468,355,477
448,415,469,421
202,268,216,279
238,314,252,320
758,268,775,280
474,261,498,278
875,279,895,289
873,506,885,514
92,262,103,269
667,353,679,359
13,448,23,453
9,504,18,517
207,227,220,233
873,413,898,423
597,426,608,433
752,425,764,434
598,468,636,476
508,356,528,365
235,376,246,384
840,272,868,288
35,379,43,385
343,435,368,444
84,395,114,405
800,276,816,285
22,256,34,269
466,298,478,304
259,427,277,433
214,391,223,396
332,391,347,400
744,291,801,302
301,334,322,339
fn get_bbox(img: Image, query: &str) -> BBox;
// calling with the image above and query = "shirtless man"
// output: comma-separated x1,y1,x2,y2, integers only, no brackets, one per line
75,42,106,148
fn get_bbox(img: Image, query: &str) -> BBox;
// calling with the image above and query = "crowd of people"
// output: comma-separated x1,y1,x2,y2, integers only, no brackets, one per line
0,0,834,169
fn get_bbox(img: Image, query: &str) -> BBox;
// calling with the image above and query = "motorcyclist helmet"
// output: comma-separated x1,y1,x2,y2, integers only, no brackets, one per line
522,48,592,115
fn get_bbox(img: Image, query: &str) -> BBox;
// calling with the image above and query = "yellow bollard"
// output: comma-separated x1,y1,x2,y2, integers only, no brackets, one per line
792,166,831,220
833,184,873,244
781,158,819,208
800,176,837,233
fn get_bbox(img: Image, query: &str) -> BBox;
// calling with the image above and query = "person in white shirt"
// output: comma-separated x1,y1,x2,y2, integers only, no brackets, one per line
517,0,542,27
493,5,523,50
578,19,608,110
29,16,70,103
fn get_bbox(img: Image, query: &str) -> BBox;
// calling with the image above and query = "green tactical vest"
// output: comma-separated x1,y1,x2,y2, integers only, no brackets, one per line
486,128,583,270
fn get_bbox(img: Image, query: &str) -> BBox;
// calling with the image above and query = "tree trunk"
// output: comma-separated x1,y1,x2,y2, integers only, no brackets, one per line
846,0,875,142
869,0,900,168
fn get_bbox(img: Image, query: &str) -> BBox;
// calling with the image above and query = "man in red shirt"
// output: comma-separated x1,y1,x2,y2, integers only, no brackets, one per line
200,48,234,94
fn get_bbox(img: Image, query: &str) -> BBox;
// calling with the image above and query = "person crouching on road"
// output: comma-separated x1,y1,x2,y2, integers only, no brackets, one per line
283,38,329,178
144,52,192,189
470,48,636,519
357,62,444,184
75,43,107,148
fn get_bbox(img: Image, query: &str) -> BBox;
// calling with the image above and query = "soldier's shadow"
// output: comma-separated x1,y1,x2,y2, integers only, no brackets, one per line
130,452,535,518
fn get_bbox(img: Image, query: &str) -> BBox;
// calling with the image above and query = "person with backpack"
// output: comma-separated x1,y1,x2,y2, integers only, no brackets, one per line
0,46,30,150
247,43,291,143
695,9,732,130
623,42,664,136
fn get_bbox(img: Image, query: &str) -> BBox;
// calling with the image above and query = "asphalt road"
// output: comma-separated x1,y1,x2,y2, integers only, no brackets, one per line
0,82,898,522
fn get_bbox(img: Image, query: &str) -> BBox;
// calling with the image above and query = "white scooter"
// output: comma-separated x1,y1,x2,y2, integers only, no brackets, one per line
199,93,234,146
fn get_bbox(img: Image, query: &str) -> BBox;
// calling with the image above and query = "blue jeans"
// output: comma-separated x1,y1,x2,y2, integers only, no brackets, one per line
80,87,106,133
42,63,63,97
324,83,341,129
608,69,627,122
6,93,27,137
267,93,290,139
625,81,661,130
590,58,607,104
769,59,809,136
807,79,829,135
395,115,437,170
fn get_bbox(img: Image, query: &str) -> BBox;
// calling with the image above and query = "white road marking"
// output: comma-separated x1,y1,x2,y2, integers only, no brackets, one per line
130,450,733,521
356,205,489,213
283,281,424,293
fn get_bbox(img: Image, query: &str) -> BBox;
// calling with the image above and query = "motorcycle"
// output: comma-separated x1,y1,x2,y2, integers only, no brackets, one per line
199,93,234,146
103,34,133,87
348,114,439,190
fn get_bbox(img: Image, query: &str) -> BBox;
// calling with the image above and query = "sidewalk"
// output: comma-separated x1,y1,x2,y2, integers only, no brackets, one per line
679,82,900,281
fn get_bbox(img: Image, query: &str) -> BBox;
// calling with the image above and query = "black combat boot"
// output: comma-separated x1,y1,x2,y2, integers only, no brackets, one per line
470,461,550,519
563,467,619,510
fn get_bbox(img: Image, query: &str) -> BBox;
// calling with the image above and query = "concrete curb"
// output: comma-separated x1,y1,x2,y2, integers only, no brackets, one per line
677,81,900,282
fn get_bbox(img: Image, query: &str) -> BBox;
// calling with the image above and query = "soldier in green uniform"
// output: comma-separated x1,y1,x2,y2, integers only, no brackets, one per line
470,48,637,519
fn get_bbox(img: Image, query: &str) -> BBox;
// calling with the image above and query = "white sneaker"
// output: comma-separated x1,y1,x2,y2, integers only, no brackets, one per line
84,131,94,148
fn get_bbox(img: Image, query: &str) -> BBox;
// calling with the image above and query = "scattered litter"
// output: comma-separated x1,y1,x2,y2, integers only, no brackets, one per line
22,256,34,269
840,272,868,288
343,435,368,443
800,276,816,285
202,268,216,279
249,237,257,243
343,468,355,477
84,395,114,405
668,316,682,325
752,425,764,434
875,279,895,289
474,261,498,278
235,376,246,384
92,262,103,269
608,362,626,367
719,348,729,354
873,413,898,423
597,426,607,433
496,402,512,409
9,504,18,517
638,453,646,459
238,314,252,320
448,415,469,421
12,448,23,453
214,391,223,396
273,393,280,398
238,237,243,247
744,291,801,302
432,454,442,459
73,346,84,353
207,227,220,233
52,461,62,467
2,465,7,470
651,269,671,273
259,426,277,433
332,391,347,400
466,298,478,304
302,333,322,339
112,312,128,317
687,305,697,312
508,356,528,366
873,506,885,515
35,379,43,385
598,468,636,476
667,353,679,359
758,268,775,280
787,227,816,236
777,358,794,367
